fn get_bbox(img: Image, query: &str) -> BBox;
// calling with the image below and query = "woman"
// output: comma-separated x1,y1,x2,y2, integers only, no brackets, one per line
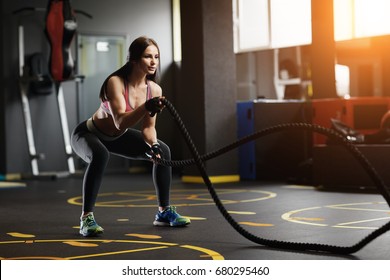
71,36,190,237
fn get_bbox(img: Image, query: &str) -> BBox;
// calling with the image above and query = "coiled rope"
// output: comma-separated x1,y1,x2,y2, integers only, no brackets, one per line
157,98,390,254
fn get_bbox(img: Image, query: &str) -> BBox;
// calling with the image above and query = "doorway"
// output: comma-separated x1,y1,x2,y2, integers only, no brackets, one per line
77,34,127,121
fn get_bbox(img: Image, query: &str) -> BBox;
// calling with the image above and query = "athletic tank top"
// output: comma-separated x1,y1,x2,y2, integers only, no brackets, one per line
100,79,152,115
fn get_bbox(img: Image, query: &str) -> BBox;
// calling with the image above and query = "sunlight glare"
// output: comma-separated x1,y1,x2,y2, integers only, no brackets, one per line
354,0,390,38
334,0,354,41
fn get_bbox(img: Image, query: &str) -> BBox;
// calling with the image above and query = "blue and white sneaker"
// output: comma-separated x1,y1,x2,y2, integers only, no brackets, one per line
79,213,104,237
153,206,191,227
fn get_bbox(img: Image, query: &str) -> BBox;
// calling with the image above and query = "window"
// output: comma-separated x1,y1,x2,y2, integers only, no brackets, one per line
172,0,182,62
334,0,390,41
270,0,312,48
234,0,390,52
334,0,355,41
233,0,269,51
354,0,390,38
233,0,312,52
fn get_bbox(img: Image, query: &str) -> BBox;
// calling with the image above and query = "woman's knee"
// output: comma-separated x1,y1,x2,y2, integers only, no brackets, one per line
158,140,171,159
91,146,110,164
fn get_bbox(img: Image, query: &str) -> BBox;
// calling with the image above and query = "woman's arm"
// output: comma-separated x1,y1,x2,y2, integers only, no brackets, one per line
106,76,147,130
142,82,163,145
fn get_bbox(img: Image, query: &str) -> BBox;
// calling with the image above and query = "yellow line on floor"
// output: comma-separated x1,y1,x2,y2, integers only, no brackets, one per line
67,246,170,260
180,245,224,260
0,182,26,188
182,175,240,184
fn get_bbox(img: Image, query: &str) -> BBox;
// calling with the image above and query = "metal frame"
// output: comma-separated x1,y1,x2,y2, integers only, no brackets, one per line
18,24,75,177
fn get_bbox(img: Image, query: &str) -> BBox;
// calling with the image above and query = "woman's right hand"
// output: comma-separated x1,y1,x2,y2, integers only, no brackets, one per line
145,96,165,117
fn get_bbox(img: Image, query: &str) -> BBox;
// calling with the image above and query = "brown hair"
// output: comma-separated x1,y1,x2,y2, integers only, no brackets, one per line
99,36,160,101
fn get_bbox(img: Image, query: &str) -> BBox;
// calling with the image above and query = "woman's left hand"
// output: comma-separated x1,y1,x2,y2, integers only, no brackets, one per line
145,142,163,160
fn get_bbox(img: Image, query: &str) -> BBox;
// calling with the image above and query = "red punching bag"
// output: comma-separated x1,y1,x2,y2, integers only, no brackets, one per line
45,0,77,82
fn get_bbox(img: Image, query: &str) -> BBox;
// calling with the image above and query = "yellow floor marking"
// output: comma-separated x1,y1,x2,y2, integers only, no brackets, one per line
283,185,315,190
68,195,158,207
97,199,153,206
228,211,256,215
290,217,324,221
239,222,274,227
0,239,223,260
117,218,130,222
0,241,26,245
67,246,170,260
0,182,26,188
240,191,277,203
282,206,328,226
333,225,379,230
182,175,240,184
63,241,99,247
4,256,65,260
333,216,390,229
68,189,277,207
31,239,178,246
181,245,224,260
7,232,35,238
125,234,162,239
282,202,389,228
327,202,388,212
184,196,214,202
183,216,206,220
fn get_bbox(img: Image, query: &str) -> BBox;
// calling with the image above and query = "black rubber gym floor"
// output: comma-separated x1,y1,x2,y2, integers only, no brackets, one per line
1,173,390,260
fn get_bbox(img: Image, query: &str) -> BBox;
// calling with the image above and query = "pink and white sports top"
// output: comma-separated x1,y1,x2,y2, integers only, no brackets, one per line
100,79,152,115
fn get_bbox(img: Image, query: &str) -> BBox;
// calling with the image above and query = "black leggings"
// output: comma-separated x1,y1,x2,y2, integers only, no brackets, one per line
71,121,171,212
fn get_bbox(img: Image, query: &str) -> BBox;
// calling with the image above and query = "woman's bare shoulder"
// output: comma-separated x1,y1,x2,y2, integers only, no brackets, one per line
148,80,162,97
106,76,124,98
107,75,123,87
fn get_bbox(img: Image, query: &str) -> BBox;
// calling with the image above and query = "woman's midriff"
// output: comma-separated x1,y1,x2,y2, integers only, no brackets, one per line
92,108,127,137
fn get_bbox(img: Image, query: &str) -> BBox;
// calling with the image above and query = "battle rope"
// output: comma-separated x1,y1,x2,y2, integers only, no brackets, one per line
157,98,390,254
